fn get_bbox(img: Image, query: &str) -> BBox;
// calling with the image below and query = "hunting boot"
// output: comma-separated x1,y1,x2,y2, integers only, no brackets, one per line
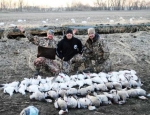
82,67,94,73
34,68,40,77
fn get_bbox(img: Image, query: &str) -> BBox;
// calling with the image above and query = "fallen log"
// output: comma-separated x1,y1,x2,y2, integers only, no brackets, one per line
0,23,150,39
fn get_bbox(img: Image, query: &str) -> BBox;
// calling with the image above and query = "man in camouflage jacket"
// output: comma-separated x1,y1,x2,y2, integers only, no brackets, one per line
22,29,61,76
83,28,111,73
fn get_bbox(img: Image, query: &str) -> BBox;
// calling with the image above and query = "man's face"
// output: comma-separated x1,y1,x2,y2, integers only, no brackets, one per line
47,33,53,40
66,33,73,39
88,33,95,39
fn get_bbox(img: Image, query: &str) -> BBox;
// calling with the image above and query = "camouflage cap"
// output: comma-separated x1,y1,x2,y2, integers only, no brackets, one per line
47,29,54,35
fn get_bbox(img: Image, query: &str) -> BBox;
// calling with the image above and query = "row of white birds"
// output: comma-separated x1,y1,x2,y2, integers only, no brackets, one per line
0,16,145,27
1,70,150,115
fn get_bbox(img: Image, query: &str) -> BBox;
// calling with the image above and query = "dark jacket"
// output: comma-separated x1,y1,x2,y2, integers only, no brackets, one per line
56,36,83,61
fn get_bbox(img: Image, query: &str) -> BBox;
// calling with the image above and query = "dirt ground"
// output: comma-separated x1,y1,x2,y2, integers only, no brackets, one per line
0,11,150,115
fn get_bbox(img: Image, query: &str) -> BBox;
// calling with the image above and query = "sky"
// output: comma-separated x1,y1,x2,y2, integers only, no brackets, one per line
25,0,94,7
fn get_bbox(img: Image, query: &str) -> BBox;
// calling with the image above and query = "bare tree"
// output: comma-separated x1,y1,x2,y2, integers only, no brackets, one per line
70,1,91,11
115,0,127,10
65,2,71,11
7,0,13,10
126,0,133,10
94,0,106,10
18,0,24,11
0,0,149,12
121,0,127,10
133,0,139,10
105,0,111,10
0,0,7,11
138,0,146,9
93,0,150,11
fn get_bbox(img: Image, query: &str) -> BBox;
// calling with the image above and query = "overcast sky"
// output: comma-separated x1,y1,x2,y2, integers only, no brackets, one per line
24,0,94,7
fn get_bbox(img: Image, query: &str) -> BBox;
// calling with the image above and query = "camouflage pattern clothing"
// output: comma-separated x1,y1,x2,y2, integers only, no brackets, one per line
83,33,111,73
61,54,85,74
34,57,61,75
24,31,56,48
24,31,61,75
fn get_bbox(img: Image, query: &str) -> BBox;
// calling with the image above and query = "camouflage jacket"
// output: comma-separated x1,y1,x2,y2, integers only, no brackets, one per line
24,31,57,48
83,33,110,63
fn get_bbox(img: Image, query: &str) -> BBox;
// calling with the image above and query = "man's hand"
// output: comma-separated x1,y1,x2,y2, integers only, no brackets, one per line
18,26,25,33
61,57,64,61
73,29,77,35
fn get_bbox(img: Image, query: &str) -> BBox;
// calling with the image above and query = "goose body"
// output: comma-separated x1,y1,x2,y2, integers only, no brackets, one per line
9,81,19,87
76,80,84,89
58,89,67,97
66,80,77,88
55,98,68,112
55,75,64,83
127,88,138,97
50,82,59,90
21,78,31,86
95,93,111,106
18,84,27,95
110,90,120,104
86,85,95,93
47,90,59,100
67,96,78,108
1,81,19,88
76,74,86,80
98,72,108,83
78,97,92,109
120,80,130,88
105,82,113,90
27,85,39,93
67,88,78,95
30,91,46,101
135,88,146,96
30,78,40,85
108,71,119,82
38,83,50,92
4,86,16,96
70,75,77,81
77,87,88,96
87,94,101,107
94,83,108,91
113,89,129,102
37,75,47,84
84,79,93,86
58,73,70,82
59,83,69,90
113,82,122,90
91,76,104,84
129,80,139,88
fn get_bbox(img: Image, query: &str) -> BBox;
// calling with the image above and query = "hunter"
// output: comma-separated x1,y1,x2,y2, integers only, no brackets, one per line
20,27,61,76
83,28,111,73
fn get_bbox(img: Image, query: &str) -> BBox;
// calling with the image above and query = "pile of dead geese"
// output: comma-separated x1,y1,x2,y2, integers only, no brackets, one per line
1,70,150,115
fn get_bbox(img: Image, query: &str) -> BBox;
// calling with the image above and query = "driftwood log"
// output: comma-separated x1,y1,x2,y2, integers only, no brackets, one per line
0,23,150,39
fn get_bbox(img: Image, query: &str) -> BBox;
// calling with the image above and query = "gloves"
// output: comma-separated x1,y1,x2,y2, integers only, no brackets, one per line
70,58,75,64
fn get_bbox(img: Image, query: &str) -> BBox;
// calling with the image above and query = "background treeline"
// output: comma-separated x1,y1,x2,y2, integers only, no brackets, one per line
0,0,150,12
